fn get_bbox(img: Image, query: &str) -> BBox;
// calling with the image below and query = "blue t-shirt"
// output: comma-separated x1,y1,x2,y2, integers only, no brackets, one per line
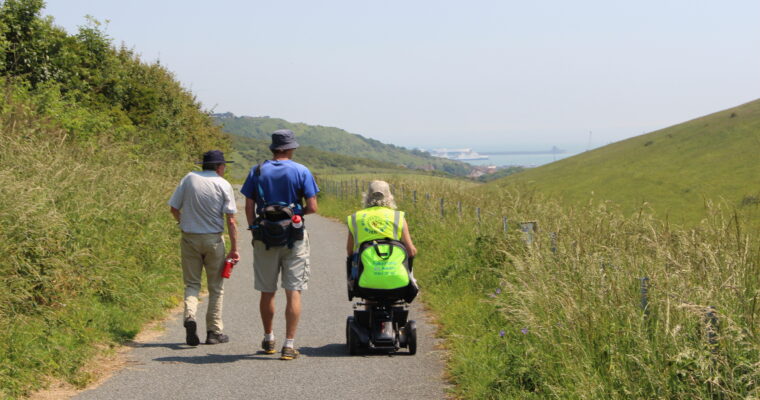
240,160,319,215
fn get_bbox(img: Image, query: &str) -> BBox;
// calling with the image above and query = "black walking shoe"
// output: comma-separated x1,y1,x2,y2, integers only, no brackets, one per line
184,318,200,346
261,339,277,354
280,346,299,360
205,331,230,344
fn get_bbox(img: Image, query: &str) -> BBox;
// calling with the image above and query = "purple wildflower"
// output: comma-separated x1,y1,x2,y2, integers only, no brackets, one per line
521,328,529,335
499,330,505,338
495,288,502,295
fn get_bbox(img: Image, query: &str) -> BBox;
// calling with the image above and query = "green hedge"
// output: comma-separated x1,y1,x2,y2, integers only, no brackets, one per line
0,1,228,397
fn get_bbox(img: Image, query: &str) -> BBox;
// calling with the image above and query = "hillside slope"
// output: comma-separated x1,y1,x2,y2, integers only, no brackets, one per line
486,99,760,225
226,135,408,182
213,113,473,176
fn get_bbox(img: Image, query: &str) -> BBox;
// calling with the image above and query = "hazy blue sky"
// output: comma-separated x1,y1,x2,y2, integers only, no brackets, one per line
44,0,760,148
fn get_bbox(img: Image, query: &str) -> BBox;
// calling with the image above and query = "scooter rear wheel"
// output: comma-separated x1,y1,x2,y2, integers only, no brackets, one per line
406,320,417,355
346,316,360,355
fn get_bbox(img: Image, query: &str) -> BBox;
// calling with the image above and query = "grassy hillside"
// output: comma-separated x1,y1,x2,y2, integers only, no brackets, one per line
213,112,473,176
0,1,227,397
485,99,760,226
225,134,408,183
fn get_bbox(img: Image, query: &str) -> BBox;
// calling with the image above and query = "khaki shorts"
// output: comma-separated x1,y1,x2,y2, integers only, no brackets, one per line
253,231,310,292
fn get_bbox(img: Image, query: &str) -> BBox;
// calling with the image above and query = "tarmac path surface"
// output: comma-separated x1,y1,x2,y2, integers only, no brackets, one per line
74,193,447,400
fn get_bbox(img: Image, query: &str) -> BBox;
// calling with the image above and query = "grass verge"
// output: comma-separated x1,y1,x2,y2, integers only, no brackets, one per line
318,175,760,399
0,96,186,398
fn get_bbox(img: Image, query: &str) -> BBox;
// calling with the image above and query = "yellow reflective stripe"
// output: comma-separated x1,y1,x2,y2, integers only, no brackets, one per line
393,211,401,240
349,213,359,251
399,211,405,240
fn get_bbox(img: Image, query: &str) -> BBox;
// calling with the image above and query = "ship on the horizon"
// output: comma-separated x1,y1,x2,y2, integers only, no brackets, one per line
429,148,489,161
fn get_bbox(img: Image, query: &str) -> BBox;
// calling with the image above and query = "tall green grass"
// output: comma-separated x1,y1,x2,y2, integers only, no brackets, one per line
0,90,186,398
0,3,230,397
318,175,760,399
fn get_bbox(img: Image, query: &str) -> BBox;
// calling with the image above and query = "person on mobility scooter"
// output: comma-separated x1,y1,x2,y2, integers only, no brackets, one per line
345,180,419,355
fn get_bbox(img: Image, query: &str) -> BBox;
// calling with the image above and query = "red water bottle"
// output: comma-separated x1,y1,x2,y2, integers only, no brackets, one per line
291,215,303,229
222,258,237,279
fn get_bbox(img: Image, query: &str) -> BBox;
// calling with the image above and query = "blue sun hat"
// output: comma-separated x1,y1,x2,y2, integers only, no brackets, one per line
269,129,300,151
195,150,234,164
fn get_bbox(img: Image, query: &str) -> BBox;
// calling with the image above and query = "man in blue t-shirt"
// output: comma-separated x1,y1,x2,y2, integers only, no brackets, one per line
241,129,319,360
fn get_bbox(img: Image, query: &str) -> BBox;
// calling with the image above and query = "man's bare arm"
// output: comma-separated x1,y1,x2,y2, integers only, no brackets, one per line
226,214,239,261
170,207,181,223
245,197,255,226
304,196,318,215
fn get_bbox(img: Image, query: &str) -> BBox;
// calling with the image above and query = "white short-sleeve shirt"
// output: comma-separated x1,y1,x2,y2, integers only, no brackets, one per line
168,170,237,234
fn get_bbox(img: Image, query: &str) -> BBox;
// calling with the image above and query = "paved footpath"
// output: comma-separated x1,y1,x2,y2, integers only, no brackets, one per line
75,194,447,400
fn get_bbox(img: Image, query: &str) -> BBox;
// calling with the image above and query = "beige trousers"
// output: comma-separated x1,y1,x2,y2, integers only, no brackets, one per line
181,232,225,334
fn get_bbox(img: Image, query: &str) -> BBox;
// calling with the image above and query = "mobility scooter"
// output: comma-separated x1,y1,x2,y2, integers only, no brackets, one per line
345,239,418,355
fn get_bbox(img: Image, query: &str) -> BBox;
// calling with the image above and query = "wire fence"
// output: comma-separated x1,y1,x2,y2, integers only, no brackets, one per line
318,176,725,350
319,177,540,242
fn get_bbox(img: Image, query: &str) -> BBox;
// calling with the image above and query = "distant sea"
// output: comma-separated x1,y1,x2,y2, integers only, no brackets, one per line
419,144,590,168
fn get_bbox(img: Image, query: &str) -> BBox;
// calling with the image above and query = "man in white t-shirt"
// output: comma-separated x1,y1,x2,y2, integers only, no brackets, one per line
169,150,239,346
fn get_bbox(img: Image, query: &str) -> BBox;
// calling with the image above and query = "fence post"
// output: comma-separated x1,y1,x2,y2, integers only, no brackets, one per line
550,232,557,253
440,198,445,217
705,306,718,350
640,277,649,316
457,201,462,218
476,207,481,223
503,216,508,233
520,221,536,245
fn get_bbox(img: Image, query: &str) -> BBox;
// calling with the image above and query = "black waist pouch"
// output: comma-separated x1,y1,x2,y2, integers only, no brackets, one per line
252,217,305,249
